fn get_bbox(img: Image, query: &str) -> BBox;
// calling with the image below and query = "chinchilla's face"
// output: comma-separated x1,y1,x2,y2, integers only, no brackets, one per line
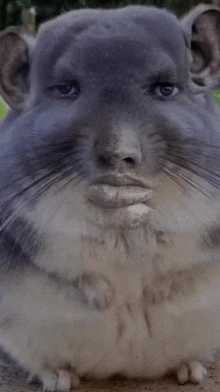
1,5,220,277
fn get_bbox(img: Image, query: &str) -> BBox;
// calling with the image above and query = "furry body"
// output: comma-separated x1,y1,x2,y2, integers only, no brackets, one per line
1,4,220,391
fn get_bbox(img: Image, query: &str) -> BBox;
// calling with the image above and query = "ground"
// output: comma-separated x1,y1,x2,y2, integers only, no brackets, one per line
1,356,220,392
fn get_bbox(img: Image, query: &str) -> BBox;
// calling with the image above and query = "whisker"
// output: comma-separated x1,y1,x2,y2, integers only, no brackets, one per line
0,171,67,230
167,152,220,188
162,166,211,197
0,139,80,159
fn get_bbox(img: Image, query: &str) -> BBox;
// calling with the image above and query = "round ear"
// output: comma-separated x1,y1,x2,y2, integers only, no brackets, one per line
181,4,220,92
0,27,34,109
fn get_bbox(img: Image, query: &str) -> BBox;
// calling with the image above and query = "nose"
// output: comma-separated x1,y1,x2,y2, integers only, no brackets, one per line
95,125,142,171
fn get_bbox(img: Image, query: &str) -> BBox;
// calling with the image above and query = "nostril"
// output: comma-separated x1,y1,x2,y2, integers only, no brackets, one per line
123,157,136,166
97,154,138,169
96,146,142,170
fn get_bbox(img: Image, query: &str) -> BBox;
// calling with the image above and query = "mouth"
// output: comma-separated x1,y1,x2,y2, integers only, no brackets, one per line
87,174,152,208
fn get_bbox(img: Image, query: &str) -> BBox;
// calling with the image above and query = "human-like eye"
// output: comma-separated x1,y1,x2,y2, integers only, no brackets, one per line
49,81,80,98
154,84,179,98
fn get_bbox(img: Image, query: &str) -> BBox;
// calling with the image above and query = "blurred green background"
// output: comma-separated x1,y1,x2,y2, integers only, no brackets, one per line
0,96,9,122
213,91,220,108
0,0,216,32
0,0,219,121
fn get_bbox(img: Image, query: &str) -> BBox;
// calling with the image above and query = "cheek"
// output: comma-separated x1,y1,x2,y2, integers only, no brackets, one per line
32,105,74,141
148,172,218,234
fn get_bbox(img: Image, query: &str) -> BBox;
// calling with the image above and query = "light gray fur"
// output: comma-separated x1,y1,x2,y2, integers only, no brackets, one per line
1,4,220,391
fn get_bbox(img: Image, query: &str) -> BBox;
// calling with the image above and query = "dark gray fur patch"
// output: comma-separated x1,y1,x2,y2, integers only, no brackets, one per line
192,77,206,86
144,312,153,337
200,226,220,250
116,319,126,343
0,346,17,366
0,215,40,269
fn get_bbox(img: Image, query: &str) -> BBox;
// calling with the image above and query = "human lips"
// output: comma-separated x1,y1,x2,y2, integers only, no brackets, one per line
88,174,152,208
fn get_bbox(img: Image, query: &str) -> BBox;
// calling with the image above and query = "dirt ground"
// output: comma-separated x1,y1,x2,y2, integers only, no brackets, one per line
1,357,220,392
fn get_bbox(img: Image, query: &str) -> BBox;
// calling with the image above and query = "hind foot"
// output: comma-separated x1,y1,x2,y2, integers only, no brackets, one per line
30,369,80,392
177,360,207,384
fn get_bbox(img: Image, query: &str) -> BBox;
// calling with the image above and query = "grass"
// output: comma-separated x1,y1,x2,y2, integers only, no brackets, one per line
0,96,9,121
212,90,220,108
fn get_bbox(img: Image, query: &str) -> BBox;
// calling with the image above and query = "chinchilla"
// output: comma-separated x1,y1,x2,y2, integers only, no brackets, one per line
0,4,220,391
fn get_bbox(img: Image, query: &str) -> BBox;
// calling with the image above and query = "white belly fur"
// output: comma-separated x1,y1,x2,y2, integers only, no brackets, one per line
6,184,220,379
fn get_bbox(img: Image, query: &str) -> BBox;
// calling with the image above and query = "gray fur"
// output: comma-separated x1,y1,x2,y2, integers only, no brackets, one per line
1,4,220,391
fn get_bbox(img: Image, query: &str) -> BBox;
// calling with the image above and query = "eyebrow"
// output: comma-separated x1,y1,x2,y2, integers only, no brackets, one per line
51,63,81,83
149,68,178,83
51,46,178,84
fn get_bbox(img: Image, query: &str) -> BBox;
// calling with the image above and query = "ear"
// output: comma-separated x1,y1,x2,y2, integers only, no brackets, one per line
0,27,35,109
181,4,220,92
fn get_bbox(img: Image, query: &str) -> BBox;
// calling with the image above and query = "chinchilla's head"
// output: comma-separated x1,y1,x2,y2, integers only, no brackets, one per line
1,5,220,276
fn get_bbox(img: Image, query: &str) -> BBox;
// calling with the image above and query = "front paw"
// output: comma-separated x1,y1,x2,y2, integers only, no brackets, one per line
78,273,115,311
143,270,197,305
